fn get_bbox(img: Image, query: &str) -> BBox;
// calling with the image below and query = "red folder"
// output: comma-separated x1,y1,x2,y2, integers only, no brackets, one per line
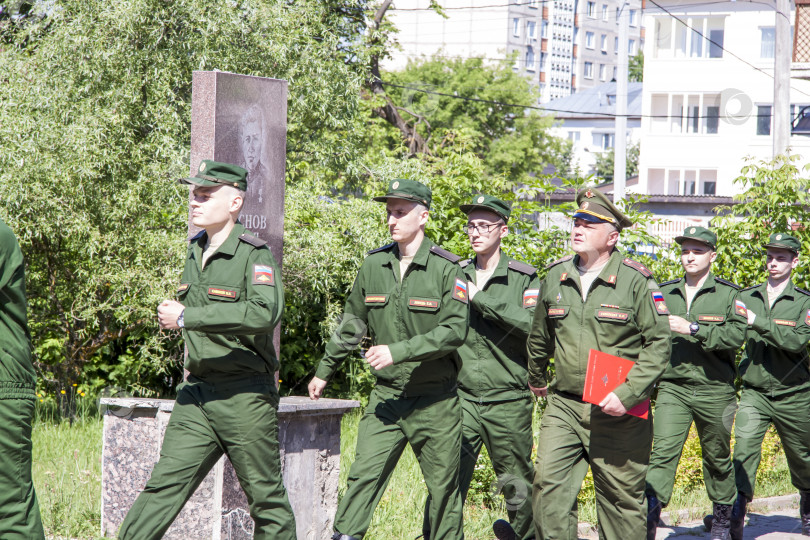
583,349,649,419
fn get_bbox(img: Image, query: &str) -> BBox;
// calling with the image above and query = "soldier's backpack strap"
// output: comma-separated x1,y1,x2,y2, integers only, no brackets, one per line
622,257,653,278
546,255,573,269
430,245,462,264
459,258,473,268
239,233,267,248
796,286,810,297
658,278,682,287
508,260,537,276
367,242,395,255
715,277,740,290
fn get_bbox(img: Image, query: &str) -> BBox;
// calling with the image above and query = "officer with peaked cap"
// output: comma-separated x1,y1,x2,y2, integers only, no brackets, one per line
527,187,671,539
730,232,810,538
645,226,746,540
309,179,468,540
422,194,541,540
119,160,296,539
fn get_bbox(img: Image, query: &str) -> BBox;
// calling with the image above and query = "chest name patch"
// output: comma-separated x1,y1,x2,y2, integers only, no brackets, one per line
409,298,439,308
548,307,566,317
698,315,725,323
177,284,189,293
774,319,797,327
651,291,670,315
453,278,468,303
365,295,387,303
597,310,629,321
208,287,237,299
523,289,539,308
252,264,275,286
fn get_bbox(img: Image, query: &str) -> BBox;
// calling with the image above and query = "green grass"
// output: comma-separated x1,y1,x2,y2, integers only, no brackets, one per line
27,404,795,539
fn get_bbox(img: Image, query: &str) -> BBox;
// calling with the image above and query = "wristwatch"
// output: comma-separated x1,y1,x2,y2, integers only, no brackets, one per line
689,322,699,336
177,310,185,328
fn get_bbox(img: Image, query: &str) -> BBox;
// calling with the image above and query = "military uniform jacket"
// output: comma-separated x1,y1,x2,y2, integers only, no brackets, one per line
739,280,810,397
178,222,284,380
314,237,468,397
659,274,746,386
527,250,671,409
0,218,36,399
457,253,541,402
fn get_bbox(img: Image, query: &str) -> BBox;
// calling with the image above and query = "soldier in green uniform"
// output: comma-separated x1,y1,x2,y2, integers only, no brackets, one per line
729,233,810,539
422,195,540,540
644,227,746,540
0,217,45,540
527,188,671,540
119,160,296,540
308,179,468,540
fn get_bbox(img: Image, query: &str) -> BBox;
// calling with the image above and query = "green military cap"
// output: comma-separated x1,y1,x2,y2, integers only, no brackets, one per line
674,226,717,250
182,160,248,191
372,179,432,209
460,194,511,222
764,232,801,254
573,188,633,231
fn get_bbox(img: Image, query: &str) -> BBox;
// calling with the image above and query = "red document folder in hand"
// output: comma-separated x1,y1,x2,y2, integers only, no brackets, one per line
583,349,649,419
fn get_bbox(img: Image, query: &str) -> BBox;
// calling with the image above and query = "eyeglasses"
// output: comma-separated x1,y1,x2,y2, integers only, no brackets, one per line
463,222,503,235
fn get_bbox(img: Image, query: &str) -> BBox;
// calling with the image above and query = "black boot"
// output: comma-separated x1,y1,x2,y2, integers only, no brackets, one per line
493,519,518,540
646,493,663,540
800,490,810,536
710,502,732,540
729,493,749,540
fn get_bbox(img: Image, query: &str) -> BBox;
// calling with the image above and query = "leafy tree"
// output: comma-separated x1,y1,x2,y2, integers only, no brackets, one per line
593,142,640,182
629,51,643,82
0,0,371,414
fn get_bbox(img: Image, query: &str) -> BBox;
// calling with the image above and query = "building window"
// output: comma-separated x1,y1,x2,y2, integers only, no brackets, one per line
568,131,581,142
613,66,617,80
527,21,537,40
654,17,725,59
528,0,538,7
757,105,772,136
629,9,638,26
541,20,549,38
599,64,607,80
513,17,521,37
706,106,719,134
602,3,609,21
540,52,547,70
526,46,536,71
584,62,594,78
614,36,619,54
601,34,608,52
761,27,775,59
598,133,615,149
587,1,596,18
629,39,636,55
650,93,723,135
586,31,595,49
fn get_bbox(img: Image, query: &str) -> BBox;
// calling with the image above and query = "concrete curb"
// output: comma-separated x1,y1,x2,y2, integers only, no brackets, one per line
575,493,800,538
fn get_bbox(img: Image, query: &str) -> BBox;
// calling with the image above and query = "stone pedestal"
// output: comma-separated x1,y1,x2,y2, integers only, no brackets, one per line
100,396,359,539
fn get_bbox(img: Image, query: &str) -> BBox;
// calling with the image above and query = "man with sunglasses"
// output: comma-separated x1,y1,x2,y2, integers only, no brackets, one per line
423,195,540,540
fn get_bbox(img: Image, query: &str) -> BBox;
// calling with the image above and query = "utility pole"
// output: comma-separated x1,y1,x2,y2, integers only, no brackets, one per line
773,0,791,157
614,0,629,203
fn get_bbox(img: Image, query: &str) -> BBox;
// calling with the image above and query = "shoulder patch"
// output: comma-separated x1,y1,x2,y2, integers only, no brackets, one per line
367,242,395,255
659,278,682,287
430,244,462,263
715,277,740,290
622,258,653,278
795,286,810,297
459,258,472,268
741,284,760,292
546,255,573,269
238,233,267,248
508,260,537,276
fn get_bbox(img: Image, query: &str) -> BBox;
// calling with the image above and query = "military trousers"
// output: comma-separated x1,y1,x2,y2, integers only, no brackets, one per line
645,382,737,506
0,398,45,540
533,392,652,540
334,386,464,540
118,376,296,540
422,396,535,539
733,386,810,499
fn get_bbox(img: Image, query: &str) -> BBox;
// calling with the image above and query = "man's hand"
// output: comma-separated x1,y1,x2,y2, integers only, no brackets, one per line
668,315,691,335
366,345,394,370
747,309,757,326
599,392,627,416
468,281,480,301
308,377,328,400
157,300,185,330
528,383,547,398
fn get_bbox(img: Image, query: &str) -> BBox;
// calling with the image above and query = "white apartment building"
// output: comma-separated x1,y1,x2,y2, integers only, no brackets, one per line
638,0,810,198
386,0,642,103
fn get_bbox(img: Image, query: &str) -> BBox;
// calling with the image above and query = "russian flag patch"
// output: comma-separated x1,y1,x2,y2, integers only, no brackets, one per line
523,288,539,308
735,299,747,317
253,264,275,286
651,291,669,315
453,278,468,303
